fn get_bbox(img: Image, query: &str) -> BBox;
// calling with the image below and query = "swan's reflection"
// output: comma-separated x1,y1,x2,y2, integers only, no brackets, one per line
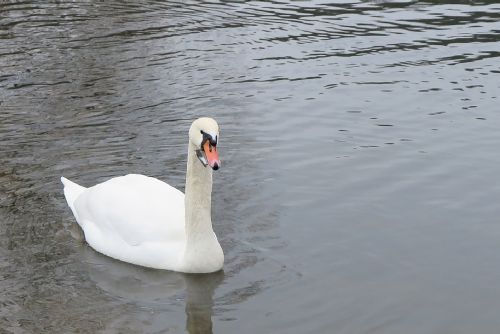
81,245,223,334
184,273,224,334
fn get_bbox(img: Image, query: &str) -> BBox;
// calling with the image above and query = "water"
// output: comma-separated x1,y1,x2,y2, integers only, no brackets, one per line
1,0,500,333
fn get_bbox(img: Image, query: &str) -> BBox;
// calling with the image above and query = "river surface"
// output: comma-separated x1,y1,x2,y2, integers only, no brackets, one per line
1,1,500,333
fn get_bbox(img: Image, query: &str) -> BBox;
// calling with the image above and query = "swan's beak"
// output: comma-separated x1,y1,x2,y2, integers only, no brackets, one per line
204,141,221,170
197,141,221,170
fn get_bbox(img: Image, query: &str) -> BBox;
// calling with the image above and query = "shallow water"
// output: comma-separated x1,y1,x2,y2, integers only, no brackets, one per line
1,0,500,333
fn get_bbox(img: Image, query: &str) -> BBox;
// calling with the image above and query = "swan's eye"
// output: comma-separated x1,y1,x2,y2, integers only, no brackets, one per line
200,130,217,147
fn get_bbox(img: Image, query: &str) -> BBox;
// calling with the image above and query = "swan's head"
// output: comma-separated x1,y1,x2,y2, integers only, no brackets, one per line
189,117,221,170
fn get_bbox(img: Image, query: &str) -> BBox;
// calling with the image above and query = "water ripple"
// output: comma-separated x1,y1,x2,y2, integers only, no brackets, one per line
1,1,500,333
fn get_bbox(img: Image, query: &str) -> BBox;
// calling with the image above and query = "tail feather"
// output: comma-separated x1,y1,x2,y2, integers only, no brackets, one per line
61,176,86,223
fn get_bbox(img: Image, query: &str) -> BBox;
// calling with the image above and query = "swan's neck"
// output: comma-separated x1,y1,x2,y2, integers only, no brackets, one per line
182,143,223,273
185,142,214,238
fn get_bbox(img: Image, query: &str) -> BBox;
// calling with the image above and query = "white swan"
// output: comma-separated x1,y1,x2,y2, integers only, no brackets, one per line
61,117,224,273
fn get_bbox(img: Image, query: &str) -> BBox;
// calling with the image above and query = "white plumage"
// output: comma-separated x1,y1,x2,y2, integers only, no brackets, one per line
62,118,224,273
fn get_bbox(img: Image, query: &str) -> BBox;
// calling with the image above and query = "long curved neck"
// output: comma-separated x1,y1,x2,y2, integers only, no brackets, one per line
185,142,214,241
181,139,224,273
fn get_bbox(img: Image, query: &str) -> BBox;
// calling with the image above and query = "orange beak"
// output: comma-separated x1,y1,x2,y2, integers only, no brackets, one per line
203,140,221,170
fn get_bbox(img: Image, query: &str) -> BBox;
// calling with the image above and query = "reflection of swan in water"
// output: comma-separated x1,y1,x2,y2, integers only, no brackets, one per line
81,245,223,334
184,274,224,334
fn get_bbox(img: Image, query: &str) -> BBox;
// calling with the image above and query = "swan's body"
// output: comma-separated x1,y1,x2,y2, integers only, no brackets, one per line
62,118,224,273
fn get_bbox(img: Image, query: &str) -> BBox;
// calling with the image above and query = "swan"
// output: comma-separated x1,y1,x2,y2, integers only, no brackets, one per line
61,117,224,273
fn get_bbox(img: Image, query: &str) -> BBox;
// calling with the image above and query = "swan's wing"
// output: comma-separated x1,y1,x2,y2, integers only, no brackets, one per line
74,174,185,247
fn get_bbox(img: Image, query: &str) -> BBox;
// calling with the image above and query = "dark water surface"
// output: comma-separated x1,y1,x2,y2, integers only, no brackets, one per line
1,0,500,333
